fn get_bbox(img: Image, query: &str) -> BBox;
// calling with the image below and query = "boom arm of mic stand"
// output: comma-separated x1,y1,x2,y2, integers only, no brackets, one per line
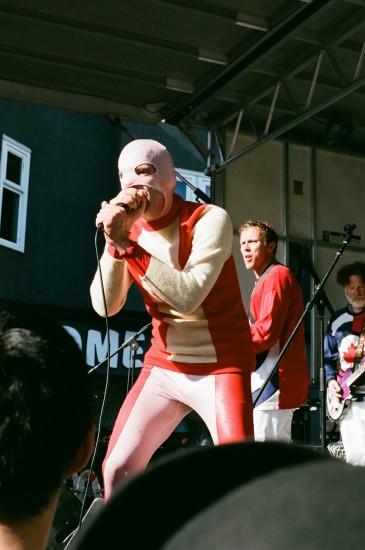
253,227,355,448
300,247,334,315
88,322,152,374
174,169,211,203
253,299,313,407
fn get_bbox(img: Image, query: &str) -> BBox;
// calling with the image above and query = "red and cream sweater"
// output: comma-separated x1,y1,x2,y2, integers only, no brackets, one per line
90,195,255,376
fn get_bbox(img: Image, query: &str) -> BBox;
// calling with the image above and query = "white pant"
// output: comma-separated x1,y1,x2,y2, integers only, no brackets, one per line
254,408,296,442
103,366,253,499
340,400,365,466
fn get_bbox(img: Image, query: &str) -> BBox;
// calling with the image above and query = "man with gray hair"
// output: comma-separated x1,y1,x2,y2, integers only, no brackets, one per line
325,260,365,465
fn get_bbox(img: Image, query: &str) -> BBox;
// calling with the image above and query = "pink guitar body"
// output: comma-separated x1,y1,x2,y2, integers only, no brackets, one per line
326,369,358,422
338,369,354,401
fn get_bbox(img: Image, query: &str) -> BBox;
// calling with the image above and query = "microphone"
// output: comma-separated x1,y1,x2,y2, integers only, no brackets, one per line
343,223,356,233
97,203,131,230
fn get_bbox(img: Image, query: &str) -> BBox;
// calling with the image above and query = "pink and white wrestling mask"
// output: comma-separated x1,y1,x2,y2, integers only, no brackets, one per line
118,139,176,219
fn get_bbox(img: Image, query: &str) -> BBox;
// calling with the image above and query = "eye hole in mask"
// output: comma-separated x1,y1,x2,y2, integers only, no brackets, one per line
135,163,156,176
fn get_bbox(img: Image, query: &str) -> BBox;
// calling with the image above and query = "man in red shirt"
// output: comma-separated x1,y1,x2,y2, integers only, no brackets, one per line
239,219,309,442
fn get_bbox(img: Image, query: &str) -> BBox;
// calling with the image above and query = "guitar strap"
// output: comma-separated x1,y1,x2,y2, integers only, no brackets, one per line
353,318,365,368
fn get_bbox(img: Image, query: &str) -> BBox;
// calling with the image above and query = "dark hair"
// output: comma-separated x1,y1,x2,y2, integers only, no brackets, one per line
239,220,278,254
0,305,93,522
336,261,365,287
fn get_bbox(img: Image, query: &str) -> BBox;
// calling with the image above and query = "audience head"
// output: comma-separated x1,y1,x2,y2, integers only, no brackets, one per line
0,304,95,524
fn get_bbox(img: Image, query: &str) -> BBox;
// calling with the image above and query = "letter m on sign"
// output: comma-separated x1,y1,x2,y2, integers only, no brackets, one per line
86,329,120,369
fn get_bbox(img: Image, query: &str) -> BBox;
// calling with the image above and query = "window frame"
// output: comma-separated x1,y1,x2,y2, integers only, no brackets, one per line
175,167,211,202
0,134,31,252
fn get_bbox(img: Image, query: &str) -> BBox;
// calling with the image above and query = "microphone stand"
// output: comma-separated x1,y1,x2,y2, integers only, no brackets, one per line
87,321,152,377
253,224,356,451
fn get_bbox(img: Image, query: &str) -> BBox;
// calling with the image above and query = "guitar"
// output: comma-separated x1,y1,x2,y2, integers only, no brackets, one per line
326,363,365,422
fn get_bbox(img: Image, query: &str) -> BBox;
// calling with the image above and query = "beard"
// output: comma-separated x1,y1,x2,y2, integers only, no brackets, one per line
349,297,365,311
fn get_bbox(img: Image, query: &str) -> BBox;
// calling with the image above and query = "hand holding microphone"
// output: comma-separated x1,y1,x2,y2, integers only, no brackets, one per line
96,189,147,232
97,202,131,231
109,189,146,211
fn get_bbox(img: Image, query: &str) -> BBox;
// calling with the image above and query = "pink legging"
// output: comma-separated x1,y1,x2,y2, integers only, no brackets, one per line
102,366,253,499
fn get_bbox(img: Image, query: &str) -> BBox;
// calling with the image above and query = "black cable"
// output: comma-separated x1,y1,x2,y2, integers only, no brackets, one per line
75,228,153,534
74,227,111,535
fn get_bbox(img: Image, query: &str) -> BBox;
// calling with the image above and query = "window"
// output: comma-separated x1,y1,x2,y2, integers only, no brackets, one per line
0,135,31,252
175,168,211,203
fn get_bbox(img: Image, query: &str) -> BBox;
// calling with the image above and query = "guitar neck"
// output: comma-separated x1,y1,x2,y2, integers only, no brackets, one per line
347,363,365,386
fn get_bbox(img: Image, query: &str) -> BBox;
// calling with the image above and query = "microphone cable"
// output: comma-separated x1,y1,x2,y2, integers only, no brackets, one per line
73,226,112,537
74,218,152,536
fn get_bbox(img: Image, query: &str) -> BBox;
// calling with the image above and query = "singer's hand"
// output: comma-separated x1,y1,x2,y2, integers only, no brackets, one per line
96,190,147,251
110,188,147,212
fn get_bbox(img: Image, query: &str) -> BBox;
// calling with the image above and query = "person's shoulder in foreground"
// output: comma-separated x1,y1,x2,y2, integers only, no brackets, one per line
161,452,365,550
0,303,95,550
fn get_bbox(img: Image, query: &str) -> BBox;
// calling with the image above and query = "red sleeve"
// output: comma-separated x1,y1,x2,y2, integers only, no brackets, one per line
107,244,151,277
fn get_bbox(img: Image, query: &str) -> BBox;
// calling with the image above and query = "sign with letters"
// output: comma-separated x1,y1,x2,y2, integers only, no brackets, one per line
62,317,152,376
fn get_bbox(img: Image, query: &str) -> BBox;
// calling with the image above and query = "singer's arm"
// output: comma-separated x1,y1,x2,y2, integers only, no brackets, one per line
138,205,233,314
90,245,134,317
90,192,146,316
111,204,233,315
91,204,233,317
